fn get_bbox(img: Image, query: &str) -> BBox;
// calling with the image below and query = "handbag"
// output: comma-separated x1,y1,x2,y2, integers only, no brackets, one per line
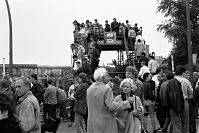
116,118,125,128
134,96,145,133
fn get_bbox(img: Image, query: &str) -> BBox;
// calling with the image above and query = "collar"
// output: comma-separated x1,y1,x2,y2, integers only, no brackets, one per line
18,91,32,103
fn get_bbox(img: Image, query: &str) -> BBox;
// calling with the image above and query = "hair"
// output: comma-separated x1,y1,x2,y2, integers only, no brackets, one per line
47,78,53,85
0,79,10,88
94,68,108,82
175,65,186,76
0,92,16,118
184,70,190,75
77,72,88,83
155,68,161,74
166,71,174,80
89,74,95,83
141,61,146,66
143,72,150,81
30,73,37,80
16,76,31,89
120,78,135,113
149,54,154,59
137,39,141,43
120,78,134,88
118,74,124,79
126,66,138,78
140,52,146,56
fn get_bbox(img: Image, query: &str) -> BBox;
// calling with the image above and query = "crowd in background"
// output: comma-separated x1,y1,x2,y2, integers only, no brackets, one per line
1,53,199,133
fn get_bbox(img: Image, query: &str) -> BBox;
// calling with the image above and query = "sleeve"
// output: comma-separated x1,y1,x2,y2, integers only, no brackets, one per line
105,87,130,111
74,84,88,99
187,81,193,99
135,96,144,114
148,61,152,70
43,88,50,99
138,67,143,77
19,102,36,132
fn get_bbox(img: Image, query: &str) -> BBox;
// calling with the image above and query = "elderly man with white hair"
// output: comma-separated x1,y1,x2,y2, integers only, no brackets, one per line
87,68,133,133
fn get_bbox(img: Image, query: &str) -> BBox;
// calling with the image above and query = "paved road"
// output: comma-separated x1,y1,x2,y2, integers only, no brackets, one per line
57,121,76,133
56,115,161,133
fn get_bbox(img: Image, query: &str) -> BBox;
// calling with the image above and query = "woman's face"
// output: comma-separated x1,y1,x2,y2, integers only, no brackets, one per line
121,82,131,94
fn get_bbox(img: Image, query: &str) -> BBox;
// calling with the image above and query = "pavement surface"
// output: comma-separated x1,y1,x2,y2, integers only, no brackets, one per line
56,115,161,133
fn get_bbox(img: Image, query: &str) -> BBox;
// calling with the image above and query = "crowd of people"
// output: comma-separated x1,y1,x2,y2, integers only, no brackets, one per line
1,54,199,133
71,18,147,77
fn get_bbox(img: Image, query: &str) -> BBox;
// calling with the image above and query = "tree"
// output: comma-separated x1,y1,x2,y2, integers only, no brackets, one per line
157,0,199,68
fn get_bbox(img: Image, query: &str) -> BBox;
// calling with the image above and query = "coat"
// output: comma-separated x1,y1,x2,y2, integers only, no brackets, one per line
114,95,144,133
87,82,131,133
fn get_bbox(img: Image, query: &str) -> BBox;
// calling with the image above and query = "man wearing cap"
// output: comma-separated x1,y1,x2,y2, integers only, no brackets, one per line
15,77,41,133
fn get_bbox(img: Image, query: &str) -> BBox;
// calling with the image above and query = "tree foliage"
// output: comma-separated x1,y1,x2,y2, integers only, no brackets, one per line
157,0,199,68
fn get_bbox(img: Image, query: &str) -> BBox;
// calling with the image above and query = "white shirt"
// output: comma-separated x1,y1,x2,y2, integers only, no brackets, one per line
68,84,75,99
139,65,150,78
148,59,159,73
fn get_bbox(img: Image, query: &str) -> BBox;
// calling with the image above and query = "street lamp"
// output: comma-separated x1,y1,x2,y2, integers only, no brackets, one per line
5,0,13,77
185,0,193,84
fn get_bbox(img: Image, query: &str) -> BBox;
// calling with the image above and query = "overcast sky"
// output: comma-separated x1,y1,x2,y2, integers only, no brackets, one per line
0,0,172,66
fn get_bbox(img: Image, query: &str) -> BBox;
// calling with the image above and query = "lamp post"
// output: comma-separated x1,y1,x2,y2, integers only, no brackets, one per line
185,0,193,85
5,0,13,77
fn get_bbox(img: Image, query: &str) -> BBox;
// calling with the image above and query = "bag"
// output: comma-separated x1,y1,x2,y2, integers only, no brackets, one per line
167,78,184,115
116,118,125,128
56,87,67,103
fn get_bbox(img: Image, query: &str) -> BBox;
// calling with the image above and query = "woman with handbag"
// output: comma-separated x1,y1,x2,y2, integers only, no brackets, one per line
114,78,144,133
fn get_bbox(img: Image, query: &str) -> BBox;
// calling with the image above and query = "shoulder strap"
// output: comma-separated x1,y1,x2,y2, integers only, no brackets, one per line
134,96,137,110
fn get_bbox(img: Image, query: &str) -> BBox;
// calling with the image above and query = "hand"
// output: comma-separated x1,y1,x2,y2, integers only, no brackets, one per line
132,110,142,119
127,97,133,103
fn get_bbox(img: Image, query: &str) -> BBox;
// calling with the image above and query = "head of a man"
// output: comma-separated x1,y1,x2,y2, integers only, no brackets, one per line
0,92,16,120
30,74,37,84
175,65,186,76
183,70,190,80
94,68,110,84
15,77,31,97
157,72,165,82
141,61,146,67
125,66,138,80
0,79,10,91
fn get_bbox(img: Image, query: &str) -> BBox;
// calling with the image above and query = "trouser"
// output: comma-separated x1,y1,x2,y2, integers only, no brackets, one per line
74,112,86,133
46,104,57,120
43,103,48,123
70,99,75,122
143,104,156,131
189,99,196,133
59,101,67,119
170,100,189,133
156,105,167,128
83,110,88,131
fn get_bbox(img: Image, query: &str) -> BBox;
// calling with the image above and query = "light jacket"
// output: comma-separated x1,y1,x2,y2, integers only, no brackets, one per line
17,91,41,133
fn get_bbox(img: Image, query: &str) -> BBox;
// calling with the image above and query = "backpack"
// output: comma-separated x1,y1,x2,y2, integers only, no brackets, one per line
167,78,184,115
56,87,67,103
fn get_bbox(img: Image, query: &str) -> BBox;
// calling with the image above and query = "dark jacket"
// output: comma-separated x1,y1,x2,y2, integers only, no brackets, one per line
111,21,119,32
74,83,89,114
0,118,23,133
142,81,155,101
31,81,45,103
105,24,111,32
